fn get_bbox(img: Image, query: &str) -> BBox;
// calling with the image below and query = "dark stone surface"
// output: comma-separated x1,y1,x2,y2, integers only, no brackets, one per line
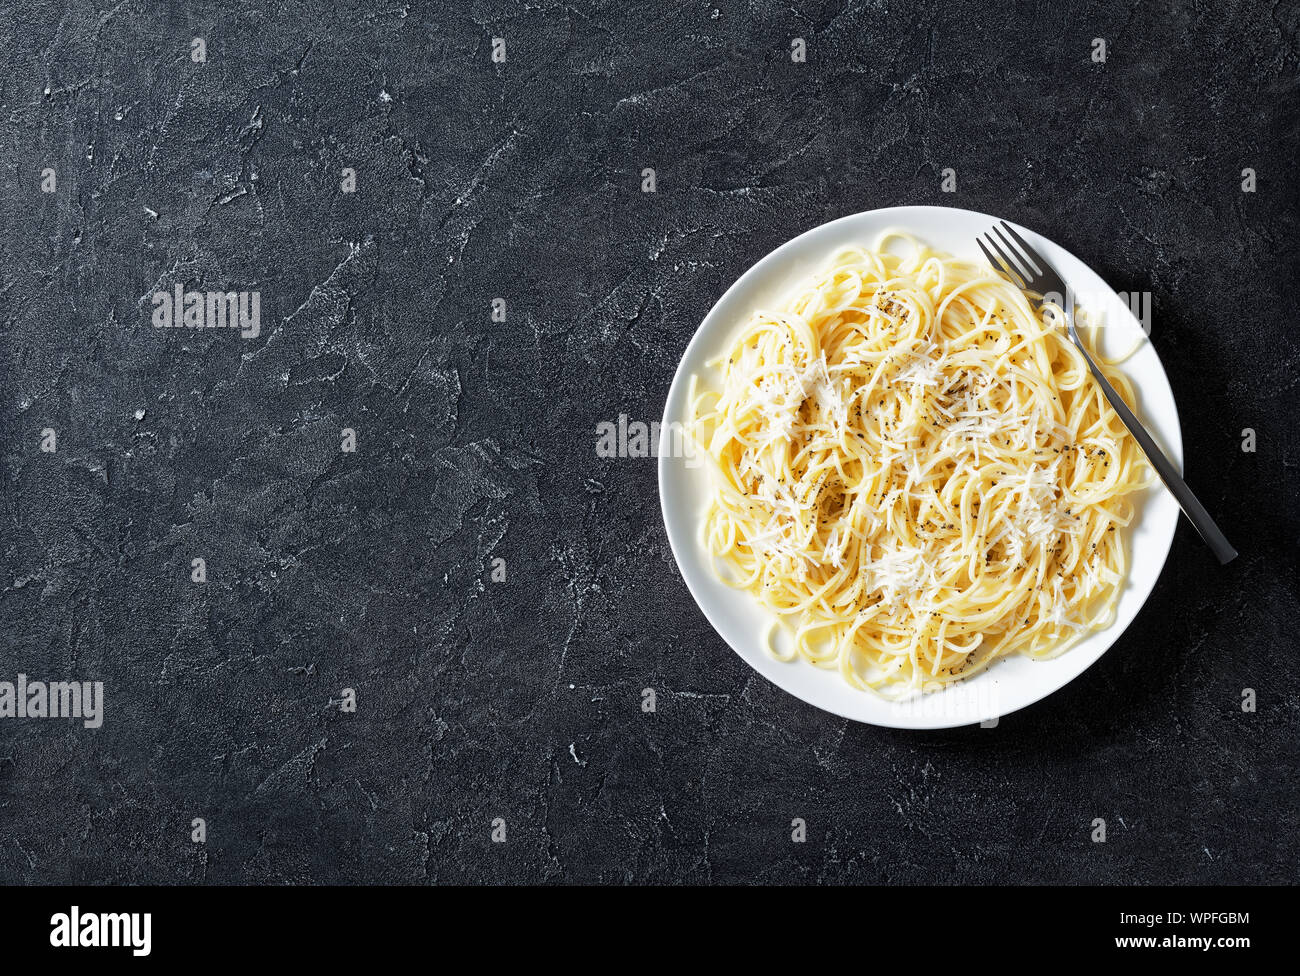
1,0,1296,885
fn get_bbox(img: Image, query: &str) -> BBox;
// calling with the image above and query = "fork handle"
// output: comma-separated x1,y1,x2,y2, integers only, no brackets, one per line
1071,324,1238,564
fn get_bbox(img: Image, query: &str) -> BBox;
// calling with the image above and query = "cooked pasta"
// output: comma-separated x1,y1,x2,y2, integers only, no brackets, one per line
688,233,1151,698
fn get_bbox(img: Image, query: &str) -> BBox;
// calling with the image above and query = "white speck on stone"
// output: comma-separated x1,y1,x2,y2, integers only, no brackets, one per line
378,89,392,103
133,408,145,421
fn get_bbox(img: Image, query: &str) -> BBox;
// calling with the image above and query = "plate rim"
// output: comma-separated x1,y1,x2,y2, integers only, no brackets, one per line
657,204,1183,729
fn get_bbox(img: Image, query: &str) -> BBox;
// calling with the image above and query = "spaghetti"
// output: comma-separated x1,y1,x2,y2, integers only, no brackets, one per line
688,233,1151,697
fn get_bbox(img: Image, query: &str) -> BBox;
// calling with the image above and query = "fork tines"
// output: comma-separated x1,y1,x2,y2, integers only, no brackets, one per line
977,221,1051,293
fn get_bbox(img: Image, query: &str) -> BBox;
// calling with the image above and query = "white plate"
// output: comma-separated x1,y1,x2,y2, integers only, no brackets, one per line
658,205,1181,729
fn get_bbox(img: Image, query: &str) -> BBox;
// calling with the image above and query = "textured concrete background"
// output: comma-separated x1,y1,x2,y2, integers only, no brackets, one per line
1,0,1296,884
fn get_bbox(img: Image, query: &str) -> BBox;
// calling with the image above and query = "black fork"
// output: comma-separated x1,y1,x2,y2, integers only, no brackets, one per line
977,221,1237,565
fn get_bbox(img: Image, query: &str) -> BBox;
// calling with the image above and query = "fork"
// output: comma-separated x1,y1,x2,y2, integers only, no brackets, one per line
977,221,1237,564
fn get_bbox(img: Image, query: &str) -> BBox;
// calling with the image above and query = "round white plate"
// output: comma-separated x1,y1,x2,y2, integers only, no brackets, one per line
658,205,1182,729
